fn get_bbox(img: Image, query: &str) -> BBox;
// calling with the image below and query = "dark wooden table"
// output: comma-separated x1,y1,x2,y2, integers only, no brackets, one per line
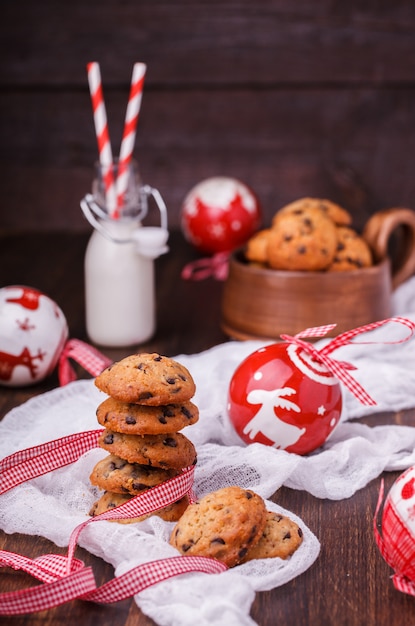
0,231,414,626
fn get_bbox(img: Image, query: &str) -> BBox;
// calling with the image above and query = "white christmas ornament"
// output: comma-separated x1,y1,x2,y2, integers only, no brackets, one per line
0,285,68,387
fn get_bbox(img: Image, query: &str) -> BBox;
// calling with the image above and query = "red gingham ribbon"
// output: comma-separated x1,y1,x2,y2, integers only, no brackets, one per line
181,252,230,281
0,430,227,614
373,480,415,596
0,550,226,615
0,558,98,615
66,466,197,573
0,430,103,494
58,339,112,386
281,316,415,406
0,552,86,582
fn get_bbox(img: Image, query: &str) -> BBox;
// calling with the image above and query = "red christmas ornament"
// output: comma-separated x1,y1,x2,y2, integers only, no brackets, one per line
0,285,68,386
227,342,343,455
374,465,415,596
229,317,415,455
181,176,261,254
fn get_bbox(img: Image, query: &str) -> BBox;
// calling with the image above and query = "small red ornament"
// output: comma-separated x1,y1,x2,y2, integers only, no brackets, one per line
180,176,261,254
374,465,415,596
228,342,343,455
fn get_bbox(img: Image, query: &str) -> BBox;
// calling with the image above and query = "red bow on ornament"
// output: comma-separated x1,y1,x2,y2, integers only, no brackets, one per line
281,316,415,406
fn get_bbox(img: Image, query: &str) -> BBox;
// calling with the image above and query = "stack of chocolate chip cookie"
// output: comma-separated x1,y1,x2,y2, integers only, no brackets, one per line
89,353,198,523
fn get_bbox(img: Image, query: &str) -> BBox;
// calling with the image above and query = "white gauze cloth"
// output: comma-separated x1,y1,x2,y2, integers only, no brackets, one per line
1,277,415,626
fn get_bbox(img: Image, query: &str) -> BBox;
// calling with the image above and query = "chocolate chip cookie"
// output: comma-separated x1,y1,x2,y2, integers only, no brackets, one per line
95,353,196,405
328,226,373,271
245,228,272,265
169,486,267,567
268,205,338,270
275,197,352,226
89,491,189,523
98,429,197,470
96,397,199,435
241,511,303,561
90,453,179,495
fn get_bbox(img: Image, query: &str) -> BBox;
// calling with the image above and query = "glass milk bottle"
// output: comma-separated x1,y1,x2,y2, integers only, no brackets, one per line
81,160,168,347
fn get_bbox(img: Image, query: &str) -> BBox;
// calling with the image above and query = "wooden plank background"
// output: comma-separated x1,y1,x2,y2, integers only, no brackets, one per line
1,1,415,233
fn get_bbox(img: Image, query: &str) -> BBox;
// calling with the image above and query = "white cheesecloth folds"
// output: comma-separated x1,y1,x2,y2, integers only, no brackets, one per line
1,276,415,625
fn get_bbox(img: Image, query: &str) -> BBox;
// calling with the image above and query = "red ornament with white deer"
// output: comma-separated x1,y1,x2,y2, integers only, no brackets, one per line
180,176,261,254
0,285,68,386
227,342,343,455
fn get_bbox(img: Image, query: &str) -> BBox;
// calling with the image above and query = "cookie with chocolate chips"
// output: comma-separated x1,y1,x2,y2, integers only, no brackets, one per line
95,353,196,406
89,491,189,523
169,486,267,568
90,453,179,495
267,205,338,271
245,228,272,265
275,197,352,227
328,226,373,271
98,429,197,470
241,510,303,561
96,397,199,435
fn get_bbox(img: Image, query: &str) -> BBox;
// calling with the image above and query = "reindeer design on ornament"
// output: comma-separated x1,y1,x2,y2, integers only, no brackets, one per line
243,386,306,449
0,347,46,382
5,286,42,310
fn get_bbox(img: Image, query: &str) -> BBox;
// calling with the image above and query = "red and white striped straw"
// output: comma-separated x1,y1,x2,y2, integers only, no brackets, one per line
116,62,147,210
86,62,117,214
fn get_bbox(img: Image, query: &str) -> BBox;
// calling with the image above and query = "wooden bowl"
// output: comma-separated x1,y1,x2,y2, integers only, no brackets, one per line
221,207,415,341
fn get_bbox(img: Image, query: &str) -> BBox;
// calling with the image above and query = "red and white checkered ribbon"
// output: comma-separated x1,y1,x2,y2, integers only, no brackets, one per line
373,480,415,596
58,339,112,385
0,430,226,615
0,429,103,493
281,316,415,406
181,252,230,281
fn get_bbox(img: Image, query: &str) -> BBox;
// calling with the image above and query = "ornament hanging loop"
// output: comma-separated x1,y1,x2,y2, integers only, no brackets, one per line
281,316,415,406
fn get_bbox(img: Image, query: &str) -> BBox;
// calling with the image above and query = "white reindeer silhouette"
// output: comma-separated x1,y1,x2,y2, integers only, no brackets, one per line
243,386,306,449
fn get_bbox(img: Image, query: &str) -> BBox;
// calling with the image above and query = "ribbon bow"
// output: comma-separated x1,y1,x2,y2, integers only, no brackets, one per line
181,252,230,281
58,339,112,385
281,316,415,406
